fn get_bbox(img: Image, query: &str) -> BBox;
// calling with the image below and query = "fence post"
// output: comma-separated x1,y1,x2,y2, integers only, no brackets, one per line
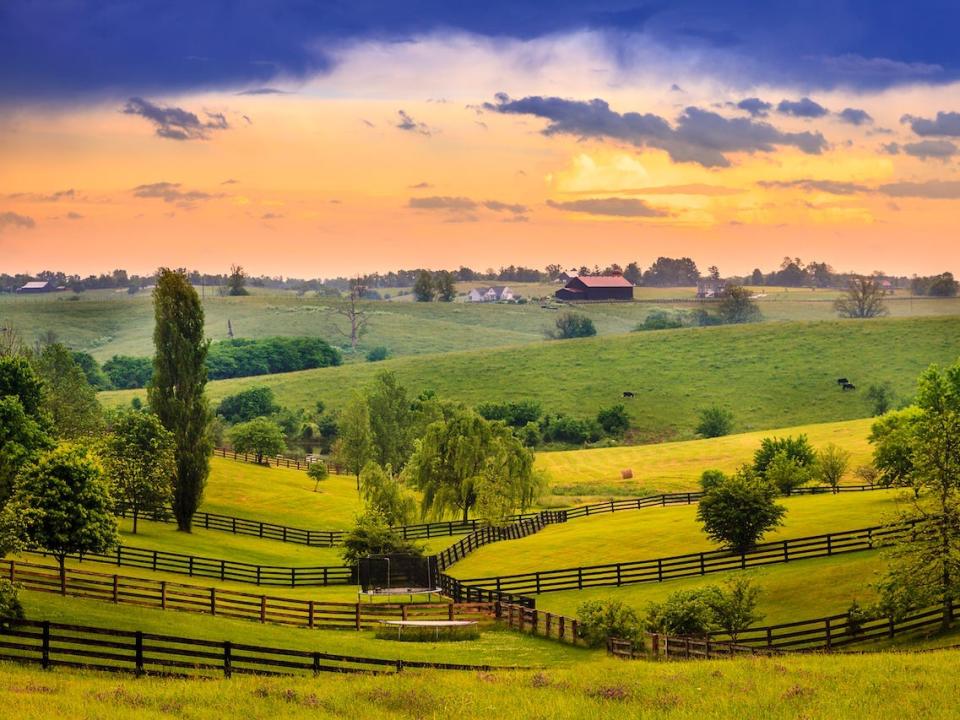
312,652,321,675
308,600,315,629
41,620,50,670
210,587,217,616
766,627,773,647
825,617,832,650
113,575,119,603
223,641,232,678
135,631,144,676
827,535,833,556
7,559,13,582
657,558,663,582
783,541,789,562
355,603,361,630
699,554,705,576
260,595,267,623
160,581,167,610
448,604,454,621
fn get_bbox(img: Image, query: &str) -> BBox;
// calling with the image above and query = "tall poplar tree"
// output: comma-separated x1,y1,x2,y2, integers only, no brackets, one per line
148,268,212,531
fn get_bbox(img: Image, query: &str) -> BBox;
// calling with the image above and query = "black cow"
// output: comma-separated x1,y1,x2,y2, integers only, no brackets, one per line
842,382,856,391
622,391,636,398
836,378,849,385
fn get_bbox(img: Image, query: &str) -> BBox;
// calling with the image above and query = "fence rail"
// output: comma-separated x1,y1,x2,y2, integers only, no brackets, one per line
2,560,495,631
451,521,914,597
24,545,356,588
0,618,511,678
118,484,887,550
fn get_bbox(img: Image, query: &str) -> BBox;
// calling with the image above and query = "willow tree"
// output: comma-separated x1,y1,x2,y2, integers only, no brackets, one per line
148,269,212,532
405,410,537,523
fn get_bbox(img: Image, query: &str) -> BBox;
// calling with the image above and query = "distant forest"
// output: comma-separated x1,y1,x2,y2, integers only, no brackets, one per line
2,258,956,296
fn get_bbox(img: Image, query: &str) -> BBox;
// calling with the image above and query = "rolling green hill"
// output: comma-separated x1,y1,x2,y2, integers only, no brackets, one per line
102,316,960,443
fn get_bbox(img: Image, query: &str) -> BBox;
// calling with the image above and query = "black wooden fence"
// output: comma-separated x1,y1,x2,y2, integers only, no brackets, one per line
448,521,914,598
0,618,510,678
117,485,887,550
24,546,356,587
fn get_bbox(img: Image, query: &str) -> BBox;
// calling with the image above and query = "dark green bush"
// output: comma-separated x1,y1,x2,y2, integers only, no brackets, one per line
577,599,644,648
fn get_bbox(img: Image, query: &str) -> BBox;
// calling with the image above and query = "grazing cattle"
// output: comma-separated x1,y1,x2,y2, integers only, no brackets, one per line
842,382,856,391
836,378,849,385
622,391,636,398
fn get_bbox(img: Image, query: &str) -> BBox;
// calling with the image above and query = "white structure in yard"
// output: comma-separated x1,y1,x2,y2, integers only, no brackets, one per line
466,286,515,302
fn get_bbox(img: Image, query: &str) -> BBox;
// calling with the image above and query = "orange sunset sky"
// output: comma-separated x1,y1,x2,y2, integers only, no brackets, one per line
2,29,960,278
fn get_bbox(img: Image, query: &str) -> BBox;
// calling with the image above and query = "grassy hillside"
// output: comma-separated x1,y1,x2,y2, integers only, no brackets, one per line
448,490,904,578
536,552,885,622
5,286,958,364
537,417,875,495
5,647,960,719
102,316,960,442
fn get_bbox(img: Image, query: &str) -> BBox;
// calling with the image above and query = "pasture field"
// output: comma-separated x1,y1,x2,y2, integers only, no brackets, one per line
447,490,905,578
4,648,960,719
535,552,886,623
15,592,587,667
101,316,960,442
538,417,875,496
5,285,959,365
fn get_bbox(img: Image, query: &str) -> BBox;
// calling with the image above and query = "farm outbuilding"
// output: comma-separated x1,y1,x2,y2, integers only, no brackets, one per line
555,275,634,302
16,281,55,293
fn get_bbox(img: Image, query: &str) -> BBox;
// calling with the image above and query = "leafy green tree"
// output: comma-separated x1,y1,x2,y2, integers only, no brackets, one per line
705,578,764,642
228,417,286,464
753,435,816,477
70,351,112,390
360,461,416,526
102,355,154,389
367,371,415,471
869,407,922,489
697,467,786,552
339,512,424,565
866,382,895,416
550,311,596,339
102,410,175,533
148,268,212,532
307,461,328,492
638,309,683,331
216,386,279,424
815,443,850,493
0,357,54,504
696,407,734,438
764,450,812,494
576,599,643,648
699,469,726,492
434,270,456,302
9,444,119,593
405,410,536,522
333,391,375,490
717,285,761,324
874,361,960,629
35,343,103,438
226,264,249,296
0,578,24,621
644,588,717,636
413,270,435,302
596,404,630,436
365,346,389,362
834,276,889,318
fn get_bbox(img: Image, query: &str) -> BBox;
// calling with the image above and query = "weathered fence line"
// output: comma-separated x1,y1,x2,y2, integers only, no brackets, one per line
23,546,356,588
446,520,916,599
2,560,495,631
499,602,583,645
435,513,565,571
0,618,514,678
118,485,888,550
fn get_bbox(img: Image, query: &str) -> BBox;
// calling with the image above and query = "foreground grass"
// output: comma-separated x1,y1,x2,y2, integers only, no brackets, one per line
101,316,960,442
536,552,885,623
18,592,589,667
3,648,960,719
449,490,905,578
538,417,875,497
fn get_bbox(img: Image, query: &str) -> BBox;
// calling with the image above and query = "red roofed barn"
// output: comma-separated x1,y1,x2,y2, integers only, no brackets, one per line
555,275,634,302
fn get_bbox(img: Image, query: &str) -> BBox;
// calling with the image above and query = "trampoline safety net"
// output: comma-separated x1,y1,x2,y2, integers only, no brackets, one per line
358,554,436,592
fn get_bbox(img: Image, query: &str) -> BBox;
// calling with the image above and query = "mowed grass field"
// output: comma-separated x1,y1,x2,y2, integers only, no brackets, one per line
538,417,875,496
5,647,960,719
5,285,959,364
448,490,905,578
102,316,960,442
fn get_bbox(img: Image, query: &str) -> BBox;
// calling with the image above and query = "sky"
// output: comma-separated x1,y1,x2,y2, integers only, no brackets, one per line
2,1,960,278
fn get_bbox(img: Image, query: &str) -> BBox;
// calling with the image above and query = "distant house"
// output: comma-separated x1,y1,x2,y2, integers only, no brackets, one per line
16,281,55,294
696,277,727,298
555,275,634,302
556,270,579,283
467,286,515,302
